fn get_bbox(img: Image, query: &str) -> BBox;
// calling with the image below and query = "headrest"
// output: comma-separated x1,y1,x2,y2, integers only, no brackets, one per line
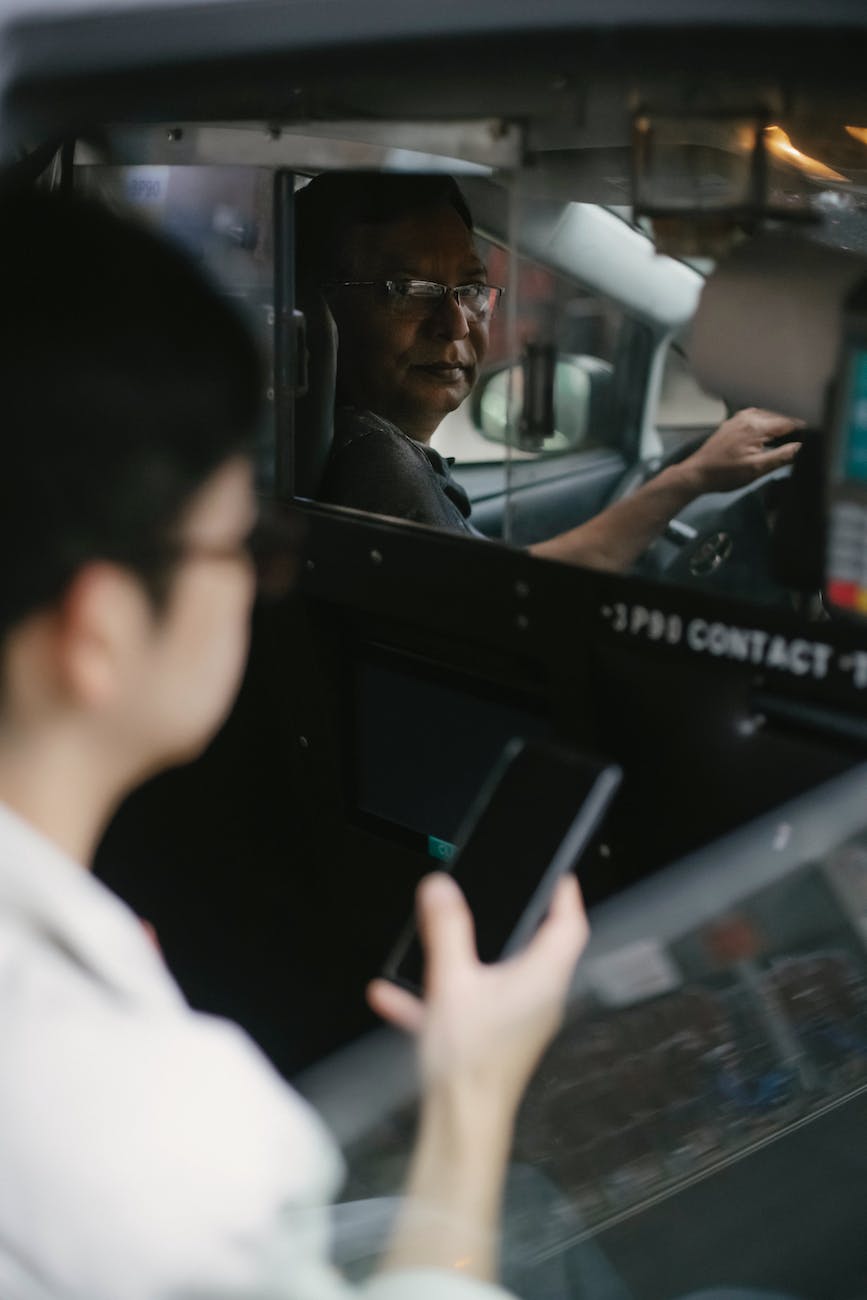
293,289,337,500
689,234,867,427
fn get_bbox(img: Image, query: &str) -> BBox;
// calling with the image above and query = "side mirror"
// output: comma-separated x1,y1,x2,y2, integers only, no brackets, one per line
470,354,614,453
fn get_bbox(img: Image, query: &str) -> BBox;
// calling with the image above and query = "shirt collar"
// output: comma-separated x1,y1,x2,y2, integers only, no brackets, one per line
0,801,184,1008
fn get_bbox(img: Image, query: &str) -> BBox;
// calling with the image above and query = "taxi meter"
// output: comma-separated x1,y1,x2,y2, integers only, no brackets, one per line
827,280,867,615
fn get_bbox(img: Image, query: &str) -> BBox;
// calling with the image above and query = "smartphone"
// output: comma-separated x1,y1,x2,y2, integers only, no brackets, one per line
382,737,621,994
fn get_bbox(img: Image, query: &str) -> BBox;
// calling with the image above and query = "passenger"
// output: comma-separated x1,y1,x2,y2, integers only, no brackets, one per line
0,189,588,1299
296,172,803,571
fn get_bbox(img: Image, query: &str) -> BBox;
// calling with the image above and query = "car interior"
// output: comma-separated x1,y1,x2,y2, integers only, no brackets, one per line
3,1,867,1293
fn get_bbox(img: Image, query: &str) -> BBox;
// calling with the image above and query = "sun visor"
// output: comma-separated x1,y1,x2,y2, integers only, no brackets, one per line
689,234,867,427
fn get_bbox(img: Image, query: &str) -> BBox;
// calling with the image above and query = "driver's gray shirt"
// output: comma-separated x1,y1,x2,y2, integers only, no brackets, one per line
319,407,483,535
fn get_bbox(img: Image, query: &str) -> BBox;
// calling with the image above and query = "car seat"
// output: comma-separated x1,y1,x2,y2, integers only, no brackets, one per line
292,287,337,499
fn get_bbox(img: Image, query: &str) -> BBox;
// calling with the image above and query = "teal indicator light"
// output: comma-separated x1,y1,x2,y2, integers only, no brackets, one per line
427,835,457,863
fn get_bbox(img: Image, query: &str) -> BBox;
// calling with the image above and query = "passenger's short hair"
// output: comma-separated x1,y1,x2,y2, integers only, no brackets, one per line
294,171,474,285
0,188,262,641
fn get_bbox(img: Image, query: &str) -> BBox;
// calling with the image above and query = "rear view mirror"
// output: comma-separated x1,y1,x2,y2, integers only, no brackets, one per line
471,353,614,453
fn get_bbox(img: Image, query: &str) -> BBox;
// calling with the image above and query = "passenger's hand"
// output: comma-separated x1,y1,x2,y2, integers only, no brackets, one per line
679,407,804,495
367,872,588,1114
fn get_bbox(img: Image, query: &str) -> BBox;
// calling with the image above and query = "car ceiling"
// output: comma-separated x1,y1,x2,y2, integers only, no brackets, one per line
0,0,864,283
0,0,865,153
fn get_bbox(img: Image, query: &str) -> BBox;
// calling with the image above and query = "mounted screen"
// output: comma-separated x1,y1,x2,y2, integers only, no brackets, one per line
350,648,552,860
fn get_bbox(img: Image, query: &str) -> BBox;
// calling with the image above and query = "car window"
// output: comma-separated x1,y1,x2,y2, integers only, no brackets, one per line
433,240,628,465
656,343,728,455
76,164,277,487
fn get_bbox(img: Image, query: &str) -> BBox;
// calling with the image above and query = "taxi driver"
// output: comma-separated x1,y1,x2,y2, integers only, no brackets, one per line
296,172,803,571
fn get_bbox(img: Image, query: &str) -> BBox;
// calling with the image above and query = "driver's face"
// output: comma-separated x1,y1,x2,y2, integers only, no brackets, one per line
328,205,489,443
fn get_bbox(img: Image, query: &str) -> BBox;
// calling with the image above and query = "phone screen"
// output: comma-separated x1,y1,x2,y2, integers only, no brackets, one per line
384,739,620,992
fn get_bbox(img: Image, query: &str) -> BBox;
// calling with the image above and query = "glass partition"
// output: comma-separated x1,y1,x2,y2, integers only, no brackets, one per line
77,164,276,486
75,145,867,616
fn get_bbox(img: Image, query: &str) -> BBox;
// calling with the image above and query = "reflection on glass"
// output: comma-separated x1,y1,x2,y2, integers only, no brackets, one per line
76,165,276,486
336,765,867,1293
524,864,867,1231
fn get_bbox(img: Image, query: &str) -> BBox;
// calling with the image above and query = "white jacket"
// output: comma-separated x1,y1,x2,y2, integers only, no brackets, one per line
0,803,512,1300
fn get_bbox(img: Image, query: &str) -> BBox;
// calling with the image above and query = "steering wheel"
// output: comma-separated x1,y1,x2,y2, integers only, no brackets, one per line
612,433,796,607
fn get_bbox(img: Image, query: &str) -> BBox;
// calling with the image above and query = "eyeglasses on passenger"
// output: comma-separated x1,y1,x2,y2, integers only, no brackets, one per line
133,503,303,603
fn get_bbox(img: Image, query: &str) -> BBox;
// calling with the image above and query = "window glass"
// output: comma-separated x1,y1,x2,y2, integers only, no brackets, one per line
433,241,627,465
656,344,728,455
330,765,867,1294
76,165,276,486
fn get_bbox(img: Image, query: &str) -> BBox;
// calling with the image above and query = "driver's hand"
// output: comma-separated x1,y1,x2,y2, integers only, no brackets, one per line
682,408,804,494
367,872,588,1113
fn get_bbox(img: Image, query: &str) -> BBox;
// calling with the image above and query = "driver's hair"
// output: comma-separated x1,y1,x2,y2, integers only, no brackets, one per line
0,188,262,645
294,171,473,286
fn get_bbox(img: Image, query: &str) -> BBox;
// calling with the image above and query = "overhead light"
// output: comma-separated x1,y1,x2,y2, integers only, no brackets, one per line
764,125,848,183
631,110,822,256
845,126,867,148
